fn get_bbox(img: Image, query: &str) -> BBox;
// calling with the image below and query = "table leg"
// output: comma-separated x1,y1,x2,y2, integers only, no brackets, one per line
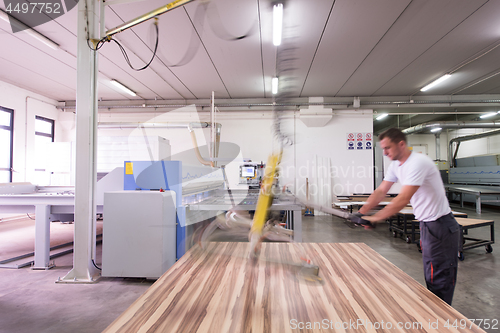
33,204,53,270
293,210,302,242
476,195,481,214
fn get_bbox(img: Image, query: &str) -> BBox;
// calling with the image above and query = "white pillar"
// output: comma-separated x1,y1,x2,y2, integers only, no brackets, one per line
59,0,100,283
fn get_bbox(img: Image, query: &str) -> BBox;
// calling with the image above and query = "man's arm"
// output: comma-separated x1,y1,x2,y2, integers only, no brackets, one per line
363,185,419,223
358,180,394,215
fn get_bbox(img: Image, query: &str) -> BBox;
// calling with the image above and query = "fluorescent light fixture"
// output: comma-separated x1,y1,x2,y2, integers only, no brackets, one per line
273,3,283,46
376,113,388,120
0,9,59,50
271,77,278,94
420,74,451,92
480,112,497,119
111,80,137,96
430,127,442,133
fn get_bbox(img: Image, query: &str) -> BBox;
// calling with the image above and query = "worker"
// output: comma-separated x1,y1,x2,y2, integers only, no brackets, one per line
357,128,460,305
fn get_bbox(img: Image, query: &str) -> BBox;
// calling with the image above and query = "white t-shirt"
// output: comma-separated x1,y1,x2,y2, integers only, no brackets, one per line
384,152,450,222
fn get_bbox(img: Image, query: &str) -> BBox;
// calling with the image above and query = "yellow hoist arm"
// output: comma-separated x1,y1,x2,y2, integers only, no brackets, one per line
250,153,281,236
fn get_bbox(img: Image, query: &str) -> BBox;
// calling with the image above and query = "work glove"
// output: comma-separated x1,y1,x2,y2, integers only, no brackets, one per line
348,212,375,228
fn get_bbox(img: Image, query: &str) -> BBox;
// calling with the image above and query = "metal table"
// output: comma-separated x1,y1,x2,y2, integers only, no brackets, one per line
455,217,495,260
0,192,102,269
445,184,500,214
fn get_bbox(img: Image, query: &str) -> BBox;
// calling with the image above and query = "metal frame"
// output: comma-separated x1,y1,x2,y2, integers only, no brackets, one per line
459,219,495,260
445,184,500,214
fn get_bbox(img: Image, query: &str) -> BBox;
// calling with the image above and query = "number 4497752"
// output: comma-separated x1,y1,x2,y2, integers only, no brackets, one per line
6,2,62,15
445,319,498,330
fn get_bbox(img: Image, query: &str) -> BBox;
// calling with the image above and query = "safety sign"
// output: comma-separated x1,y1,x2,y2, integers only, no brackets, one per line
347,132,373,150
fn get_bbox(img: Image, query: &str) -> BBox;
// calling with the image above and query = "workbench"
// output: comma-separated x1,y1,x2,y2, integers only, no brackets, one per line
389,208,467,248
0,191,92,269
445,184,500,214
455,217,495,261
103,242,484,333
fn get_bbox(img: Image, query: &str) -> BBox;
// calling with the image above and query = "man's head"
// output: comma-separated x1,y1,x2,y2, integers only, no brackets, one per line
378,128,410,161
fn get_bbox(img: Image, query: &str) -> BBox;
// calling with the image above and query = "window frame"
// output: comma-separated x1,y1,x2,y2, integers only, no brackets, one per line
0,106,14,182
35,115,55,141
34,116,55,174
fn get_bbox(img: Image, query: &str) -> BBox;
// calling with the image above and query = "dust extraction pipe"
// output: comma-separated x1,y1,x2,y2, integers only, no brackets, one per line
403,121,500,135
448,128,500,167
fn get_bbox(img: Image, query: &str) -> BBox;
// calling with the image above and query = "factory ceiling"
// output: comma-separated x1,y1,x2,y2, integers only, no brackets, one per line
2,0,500,133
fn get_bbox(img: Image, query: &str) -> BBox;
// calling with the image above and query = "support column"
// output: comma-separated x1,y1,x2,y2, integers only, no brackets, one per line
59,0,100,283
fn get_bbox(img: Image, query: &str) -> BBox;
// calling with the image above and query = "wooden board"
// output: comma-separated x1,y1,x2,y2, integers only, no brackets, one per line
103,243,484,333
398,208,467,218
455,217,494,227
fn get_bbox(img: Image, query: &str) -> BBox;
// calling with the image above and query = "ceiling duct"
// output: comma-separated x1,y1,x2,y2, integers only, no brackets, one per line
403,121,500,135
448,128,500,167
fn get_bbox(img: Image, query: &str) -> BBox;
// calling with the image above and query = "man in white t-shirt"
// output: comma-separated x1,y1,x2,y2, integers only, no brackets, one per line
358,128,460,305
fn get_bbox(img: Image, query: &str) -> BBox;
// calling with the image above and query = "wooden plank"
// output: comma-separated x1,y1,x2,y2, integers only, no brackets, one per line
103,243,485,333
455,217,494,227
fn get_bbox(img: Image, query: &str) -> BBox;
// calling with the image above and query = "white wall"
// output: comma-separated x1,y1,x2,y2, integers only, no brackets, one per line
284,111,374,199
407,132,449,160
0,80,73,183
96,108,374,198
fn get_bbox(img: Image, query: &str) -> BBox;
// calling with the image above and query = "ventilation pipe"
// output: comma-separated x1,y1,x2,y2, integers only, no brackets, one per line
448,128,500,167
403,121,500,135
97,122,220,167
187,124,214,167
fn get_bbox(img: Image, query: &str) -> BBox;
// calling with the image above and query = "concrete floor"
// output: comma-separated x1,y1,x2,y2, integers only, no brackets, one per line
0,203,498,333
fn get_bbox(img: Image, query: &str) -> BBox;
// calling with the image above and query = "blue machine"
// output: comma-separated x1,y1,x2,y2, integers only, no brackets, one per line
123,160,224,259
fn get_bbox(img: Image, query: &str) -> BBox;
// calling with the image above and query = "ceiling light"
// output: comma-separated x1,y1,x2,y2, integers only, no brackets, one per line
111,80,136,96
272,77,278,94
273,3,283,46
420,74,451,92
376,113,388,120
430,127,442,132
0,9,59,50
480,112,497,119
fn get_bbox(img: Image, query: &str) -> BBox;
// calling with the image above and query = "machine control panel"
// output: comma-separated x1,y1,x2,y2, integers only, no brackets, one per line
239,162,265,188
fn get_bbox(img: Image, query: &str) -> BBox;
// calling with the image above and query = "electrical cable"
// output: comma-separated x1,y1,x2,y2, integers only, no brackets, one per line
86,18,159,72
87,2,255,70
92,259,102,270
111,18,159,71
26,213,35,220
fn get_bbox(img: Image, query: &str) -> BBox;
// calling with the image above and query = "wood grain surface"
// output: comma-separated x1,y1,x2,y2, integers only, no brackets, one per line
103,242,485,333
455,217,494,227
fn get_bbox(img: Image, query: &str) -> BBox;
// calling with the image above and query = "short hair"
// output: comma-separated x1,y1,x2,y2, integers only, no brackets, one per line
379,128,407,144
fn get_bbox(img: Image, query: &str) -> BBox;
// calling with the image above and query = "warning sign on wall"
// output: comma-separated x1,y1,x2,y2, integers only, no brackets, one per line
347,132,373,150
346,132,355,150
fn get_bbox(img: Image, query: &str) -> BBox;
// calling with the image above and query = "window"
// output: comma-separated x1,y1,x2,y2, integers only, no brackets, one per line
34,116,54,185
0,107,14,183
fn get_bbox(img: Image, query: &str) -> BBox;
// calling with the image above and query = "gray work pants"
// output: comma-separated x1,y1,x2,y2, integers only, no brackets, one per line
420,213,460,305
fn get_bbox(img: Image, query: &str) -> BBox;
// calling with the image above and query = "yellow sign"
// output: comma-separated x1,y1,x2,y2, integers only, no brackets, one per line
125,162,133,175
